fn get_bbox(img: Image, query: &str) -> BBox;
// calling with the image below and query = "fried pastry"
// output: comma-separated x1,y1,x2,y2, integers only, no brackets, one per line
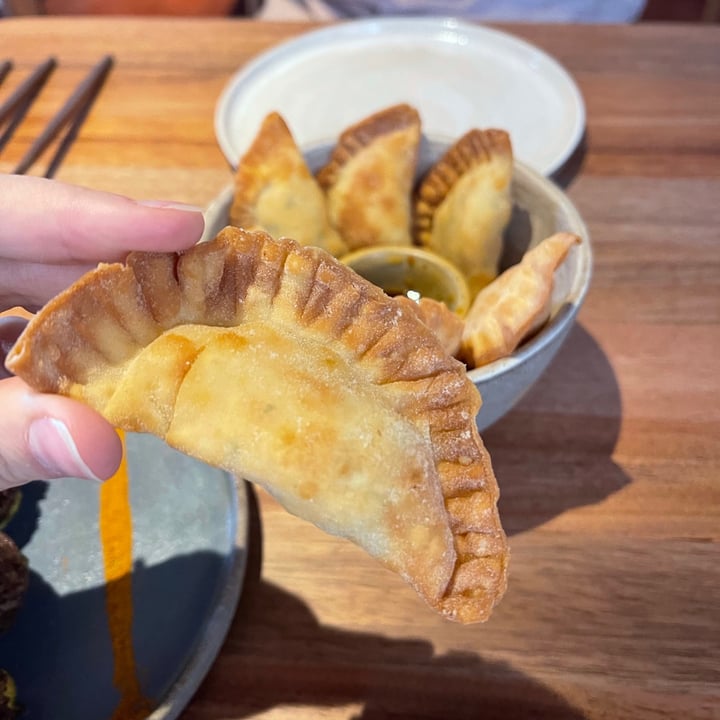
395,296,464,358
229,112,347,257
459,232,581,368
414,129,513,297
316,104,421,249
6,227,507,624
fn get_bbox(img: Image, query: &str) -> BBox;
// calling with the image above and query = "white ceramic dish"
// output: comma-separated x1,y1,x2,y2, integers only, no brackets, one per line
215,17,585,177
202,137,591,431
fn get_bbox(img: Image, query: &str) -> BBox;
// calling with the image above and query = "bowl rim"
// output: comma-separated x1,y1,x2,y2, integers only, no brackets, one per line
214,16,586,177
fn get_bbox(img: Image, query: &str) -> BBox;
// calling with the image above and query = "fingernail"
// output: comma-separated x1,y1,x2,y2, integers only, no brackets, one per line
28,418,103,482
136,199,203,212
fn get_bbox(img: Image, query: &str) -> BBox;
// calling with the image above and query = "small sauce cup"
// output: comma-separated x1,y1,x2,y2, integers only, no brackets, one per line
340,245,471,316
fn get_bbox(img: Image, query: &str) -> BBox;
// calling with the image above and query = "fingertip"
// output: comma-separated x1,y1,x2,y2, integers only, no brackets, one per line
26,413,122,483
53,406,123,482
28,417,104,483
122,199,206,254
0,377,123,487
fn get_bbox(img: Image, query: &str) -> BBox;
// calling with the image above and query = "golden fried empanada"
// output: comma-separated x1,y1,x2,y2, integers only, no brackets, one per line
414,129,513,297
230,112,347,257
459,232,581,368
6,227,507,624
317,104,421,250
395,296,464,358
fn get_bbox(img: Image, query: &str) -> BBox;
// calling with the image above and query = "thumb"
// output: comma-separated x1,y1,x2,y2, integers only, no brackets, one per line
0,376,122,491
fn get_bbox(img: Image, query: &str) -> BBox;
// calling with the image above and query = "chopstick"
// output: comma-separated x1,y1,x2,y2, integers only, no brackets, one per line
13,54,115,177
0,57,56,129
0,61,13,88
42,56,115,179
0,57,57,155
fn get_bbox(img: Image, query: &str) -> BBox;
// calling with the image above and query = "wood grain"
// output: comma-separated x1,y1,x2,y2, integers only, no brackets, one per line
1,18,719,720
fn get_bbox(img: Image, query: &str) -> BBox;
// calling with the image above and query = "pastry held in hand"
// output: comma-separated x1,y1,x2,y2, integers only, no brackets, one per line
6,227,507,624
459,232,581,368
414,129,513,297
317,104,421,250
230,112,347,257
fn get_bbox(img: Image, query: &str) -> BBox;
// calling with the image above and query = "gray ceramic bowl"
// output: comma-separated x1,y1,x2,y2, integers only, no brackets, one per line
203,137,592,431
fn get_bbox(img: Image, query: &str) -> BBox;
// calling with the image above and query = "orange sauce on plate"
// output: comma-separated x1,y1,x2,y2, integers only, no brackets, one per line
99,430,153,720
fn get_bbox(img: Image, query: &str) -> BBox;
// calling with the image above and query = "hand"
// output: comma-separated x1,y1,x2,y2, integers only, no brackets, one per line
0,174,205,490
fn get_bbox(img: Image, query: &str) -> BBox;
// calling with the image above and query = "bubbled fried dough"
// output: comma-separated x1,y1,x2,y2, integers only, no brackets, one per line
6,227,508,623
414,129,513,297
229,112,347,257
316,104,421,249
395,296,464,358
459,232,581,368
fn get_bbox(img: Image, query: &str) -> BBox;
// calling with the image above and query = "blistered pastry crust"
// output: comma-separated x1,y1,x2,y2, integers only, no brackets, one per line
7,227,507,623
317,104,421,249
414,129,513,296
230,112,347,257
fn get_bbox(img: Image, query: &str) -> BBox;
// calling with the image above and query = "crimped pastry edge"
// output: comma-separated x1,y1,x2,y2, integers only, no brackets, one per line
413,128,512,247
6,227,508,623
316,103,422,191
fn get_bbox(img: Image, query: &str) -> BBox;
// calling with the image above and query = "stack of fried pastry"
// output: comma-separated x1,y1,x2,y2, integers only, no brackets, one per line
229,104,581,370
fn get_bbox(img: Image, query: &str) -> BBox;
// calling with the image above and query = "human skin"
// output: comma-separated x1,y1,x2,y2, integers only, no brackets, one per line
0,174,205,490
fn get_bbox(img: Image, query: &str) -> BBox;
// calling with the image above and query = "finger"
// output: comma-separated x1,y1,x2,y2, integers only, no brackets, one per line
0,174,205,263
0,260,95,311
0,376,122,490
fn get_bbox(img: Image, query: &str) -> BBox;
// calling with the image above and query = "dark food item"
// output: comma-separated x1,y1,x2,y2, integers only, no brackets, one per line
0,670,19,720
0,494,27,720
0,532,29,635
0,316,29,381
0,490,20,531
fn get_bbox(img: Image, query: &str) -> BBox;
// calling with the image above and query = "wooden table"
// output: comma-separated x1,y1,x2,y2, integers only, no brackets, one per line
2,17,719,720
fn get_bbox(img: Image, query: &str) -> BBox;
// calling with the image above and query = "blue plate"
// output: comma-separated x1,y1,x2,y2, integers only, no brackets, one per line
0,432,248,720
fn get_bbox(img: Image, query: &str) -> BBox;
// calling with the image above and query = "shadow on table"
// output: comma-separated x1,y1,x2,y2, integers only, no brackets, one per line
193,581,587,720
188,490,587,720
550,129,587,190
484,322,631,537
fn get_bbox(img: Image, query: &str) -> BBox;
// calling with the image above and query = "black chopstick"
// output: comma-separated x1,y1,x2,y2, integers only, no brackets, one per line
0,61,13,88
13,54,114,176
43,56,115,179
0,57,56,129
0,58,56,156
